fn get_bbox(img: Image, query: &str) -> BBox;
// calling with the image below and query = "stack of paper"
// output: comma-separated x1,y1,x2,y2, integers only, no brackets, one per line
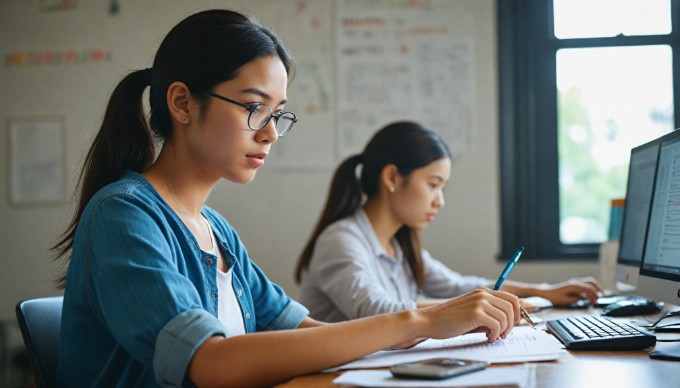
328,327,564,371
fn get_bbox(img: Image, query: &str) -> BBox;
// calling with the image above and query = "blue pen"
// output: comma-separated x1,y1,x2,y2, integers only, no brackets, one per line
493,246,524,291
493,246,536,329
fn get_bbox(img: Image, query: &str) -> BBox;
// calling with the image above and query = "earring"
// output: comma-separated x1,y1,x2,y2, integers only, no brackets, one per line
389,187,395,194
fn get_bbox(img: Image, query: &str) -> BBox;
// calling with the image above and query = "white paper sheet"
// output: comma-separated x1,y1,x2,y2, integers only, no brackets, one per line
328,327,564,371
333,364,533,387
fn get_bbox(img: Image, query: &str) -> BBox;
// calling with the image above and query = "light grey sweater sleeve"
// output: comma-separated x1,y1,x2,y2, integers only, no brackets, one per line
420,250,491,298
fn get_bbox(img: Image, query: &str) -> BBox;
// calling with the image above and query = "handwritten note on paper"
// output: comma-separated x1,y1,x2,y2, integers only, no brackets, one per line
335,0,475,158
328,327,564,371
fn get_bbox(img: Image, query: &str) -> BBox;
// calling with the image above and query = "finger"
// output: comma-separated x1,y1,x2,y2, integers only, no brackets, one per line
477,312,502,342
583,279,606,294
573,282,601,302
482,295,515,339
492,290,520,326
578,277,606,294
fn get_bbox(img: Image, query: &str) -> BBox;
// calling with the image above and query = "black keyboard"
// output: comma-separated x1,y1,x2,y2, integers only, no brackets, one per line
546,315,656,350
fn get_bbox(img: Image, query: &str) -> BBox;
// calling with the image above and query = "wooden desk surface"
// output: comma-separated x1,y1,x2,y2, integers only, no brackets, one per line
276,307,680,388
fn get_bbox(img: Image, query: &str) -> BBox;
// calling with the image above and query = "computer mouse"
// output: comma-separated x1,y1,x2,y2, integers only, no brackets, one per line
601,299,661,317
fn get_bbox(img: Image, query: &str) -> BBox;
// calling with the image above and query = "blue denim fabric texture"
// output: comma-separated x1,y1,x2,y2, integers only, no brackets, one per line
58,171,308,387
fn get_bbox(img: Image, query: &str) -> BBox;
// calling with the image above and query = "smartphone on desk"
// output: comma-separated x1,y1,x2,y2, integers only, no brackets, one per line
390,358,488,380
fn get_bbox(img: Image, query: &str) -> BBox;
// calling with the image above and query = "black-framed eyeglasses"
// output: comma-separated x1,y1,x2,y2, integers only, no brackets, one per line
208,92,298,136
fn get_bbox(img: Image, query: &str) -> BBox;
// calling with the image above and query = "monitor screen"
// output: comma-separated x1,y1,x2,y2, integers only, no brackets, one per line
615,139,660,290
637,130,680,306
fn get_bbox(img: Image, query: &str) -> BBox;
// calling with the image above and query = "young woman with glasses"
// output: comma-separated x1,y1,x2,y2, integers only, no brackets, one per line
295,121,605,323
54,10,522,387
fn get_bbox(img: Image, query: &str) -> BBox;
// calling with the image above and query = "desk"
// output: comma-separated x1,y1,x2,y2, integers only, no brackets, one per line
276,307,680,388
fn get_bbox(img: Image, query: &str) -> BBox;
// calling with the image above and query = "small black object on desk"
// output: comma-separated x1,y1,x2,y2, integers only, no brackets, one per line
602,298,662,317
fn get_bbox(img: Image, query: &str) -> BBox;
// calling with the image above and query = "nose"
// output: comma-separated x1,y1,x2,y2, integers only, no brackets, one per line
255,118,279,144
433,190,445,208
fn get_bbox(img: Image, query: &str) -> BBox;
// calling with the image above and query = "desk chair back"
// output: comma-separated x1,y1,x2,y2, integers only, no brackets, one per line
15,296,63,388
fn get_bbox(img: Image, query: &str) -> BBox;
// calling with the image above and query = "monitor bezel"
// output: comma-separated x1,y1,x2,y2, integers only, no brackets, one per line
616,139,661,269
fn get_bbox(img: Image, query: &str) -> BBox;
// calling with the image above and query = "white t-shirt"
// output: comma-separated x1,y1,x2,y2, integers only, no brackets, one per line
216,268,246,337
204,218,246,336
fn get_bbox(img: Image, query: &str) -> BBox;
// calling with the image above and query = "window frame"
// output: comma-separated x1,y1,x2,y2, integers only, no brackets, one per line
498,0,680,261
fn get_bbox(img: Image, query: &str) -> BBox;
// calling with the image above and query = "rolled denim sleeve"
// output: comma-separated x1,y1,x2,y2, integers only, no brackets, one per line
266,299,309,330
154,309,225,387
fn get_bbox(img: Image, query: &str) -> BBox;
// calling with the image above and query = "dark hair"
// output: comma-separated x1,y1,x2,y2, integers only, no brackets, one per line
53,9,295,288
295,121,451,288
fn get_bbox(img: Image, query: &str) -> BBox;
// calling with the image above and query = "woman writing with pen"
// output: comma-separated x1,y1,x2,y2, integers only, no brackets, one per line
295,121,605,323
54,11,527,387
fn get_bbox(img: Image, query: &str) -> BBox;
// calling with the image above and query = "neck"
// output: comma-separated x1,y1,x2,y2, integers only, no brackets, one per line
144,145,214,219
363,198,402,254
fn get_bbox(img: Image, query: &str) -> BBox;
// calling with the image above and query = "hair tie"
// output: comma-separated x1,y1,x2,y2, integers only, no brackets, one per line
142,68,153,86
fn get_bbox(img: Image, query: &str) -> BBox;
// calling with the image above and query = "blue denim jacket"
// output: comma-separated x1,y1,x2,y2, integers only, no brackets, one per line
57,171,308,387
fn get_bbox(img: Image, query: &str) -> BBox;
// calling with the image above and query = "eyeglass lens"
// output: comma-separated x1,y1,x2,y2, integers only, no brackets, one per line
248,104,296,136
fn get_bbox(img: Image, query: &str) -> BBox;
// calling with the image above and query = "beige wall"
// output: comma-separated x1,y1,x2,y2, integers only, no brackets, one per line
0,0,600,324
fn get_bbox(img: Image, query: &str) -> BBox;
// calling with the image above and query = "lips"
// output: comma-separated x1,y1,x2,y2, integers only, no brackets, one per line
246,152,268,167
247,152,268,160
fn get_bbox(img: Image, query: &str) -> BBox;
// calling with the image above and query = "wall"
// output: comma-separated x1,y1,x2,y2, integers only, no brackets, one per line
0,0,601,325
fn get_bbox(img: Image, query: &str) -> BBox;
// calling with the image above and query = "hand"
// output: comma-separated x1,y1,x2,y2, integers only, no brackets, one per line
542,277,605,305
417,288,520,343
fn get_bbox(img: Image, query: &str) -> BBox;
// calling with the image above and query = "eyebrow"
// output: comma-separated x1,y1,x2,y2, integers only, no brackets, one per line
240,87,287,106
428,175,447,184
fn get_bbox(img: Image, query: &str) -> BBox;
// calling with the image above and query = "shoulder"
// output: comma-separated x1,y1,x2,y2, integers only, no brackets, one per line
83,171,164,219
313,213,375,261
318,213,366,244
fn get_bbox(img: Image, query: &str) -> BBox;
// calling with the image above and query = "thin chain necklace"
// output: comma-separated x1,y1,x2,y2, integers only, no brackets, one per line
160,167,213,248
160,167,193,218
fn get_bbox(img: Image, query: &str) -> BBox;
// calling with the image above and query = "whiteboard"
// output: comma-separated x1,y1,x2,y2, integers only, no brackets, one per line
259,0,476,168
335,0,474,159
254,0,337,169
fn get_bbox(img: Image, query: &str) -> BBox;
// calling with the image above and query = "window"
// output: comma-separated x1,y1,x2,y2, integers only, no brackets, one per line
498,0,680,260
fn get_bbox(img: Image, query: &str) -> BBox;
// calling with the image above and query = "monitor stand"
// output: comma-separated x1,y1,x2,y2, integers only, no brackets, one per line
650,345,680,361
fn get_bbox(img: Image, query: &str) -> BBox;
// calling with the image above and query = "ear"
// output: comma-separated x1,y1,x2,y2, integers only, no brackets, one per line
380,164,400,194
166,81,192,124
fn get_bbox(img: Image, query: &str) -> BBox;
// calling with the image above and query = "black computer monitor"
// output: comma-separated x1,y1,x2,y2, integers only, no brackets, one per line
636,129,680,360
615,138,661,292
636,129,680,307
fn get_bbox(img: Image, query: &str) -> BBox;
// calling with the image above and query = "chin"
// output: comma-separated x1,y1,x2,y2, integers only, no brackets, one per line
228,171,258,185
407,221,428,230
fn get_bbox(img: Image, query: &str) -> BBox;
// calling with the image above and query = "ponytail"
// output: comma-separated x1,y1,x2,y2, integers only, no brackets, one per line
52,68,155,288
294,154,364,283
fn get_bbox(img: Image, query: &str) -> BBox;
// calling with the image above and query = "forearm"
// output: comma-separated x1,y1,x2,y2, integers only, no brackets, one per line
495,280,548,298
296,316,327,328
189,310,421,387
498,278,603,304
416,298,444,308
